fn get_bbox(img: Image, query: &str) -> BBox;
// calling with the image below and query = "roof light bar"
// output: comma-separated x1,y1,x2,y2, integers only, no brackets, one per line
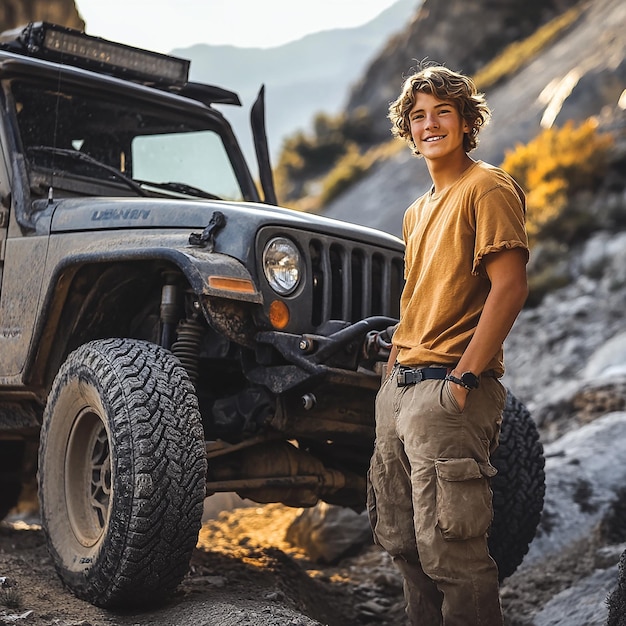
0,22,190,86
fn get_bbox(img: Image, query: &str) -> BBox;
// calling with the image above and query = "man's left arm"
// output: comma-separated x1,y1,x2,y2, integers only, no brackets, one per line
449,246,529,407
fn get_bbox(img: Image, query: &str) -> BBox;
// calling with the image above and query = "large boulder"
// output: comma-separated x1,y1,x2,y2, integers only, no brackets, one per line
285,502,372,564
526,412,626,563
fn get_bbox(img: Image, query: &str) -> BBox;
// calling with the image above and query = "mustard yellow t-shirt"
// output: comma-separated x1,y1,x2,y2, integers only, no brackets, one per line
394,160,528,376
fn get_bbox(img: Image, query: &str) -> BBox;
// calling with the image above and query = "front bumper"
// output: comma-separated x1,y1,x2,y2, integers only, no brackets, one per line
244,315,398,394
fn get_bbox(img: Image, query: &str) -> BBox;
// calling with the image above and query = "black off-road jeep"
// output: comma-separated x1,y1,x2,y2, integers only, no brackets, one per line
0,23,545,608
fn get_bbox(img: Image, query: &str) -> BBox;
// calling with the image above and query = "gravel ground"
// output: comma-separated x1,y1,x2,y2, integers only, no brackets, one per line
1,497,619,626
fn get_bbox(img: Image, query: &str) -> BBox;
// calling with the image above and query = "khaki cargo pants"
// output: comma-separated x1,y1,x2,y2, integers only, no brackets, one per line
368,364,506,626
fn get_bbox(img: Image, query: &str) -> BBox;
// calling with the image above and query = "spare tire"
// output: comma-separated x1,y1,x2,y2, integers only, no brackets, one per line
38,338,206,608
489,390,545,581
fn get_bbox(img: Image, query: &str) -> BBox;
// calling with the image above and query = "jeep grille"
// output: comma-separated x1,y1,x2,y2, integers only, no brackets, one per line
257,227,403,330
308,238,403,325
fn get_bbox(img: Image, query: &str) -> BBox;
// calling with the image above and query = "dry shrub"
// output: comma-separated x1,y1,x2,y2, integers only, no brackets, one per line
274,109,376,205
319,144,370,206
474,6,583,92
0,586,22,609
501,118,614,244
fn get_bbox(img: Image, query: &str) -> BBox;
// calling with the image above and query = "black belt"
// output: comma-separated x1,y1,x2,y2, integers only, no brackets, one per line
396,366,497,387
396,366,449,387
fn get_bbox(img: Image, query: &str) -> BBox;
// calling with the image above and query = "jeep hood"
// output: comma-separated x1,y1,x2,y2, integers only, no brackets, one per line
45,197,404,251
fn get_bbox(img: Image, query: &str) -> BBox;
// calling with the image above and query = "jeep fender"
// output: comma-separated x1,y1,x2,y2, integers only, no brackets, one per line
24,243,262,389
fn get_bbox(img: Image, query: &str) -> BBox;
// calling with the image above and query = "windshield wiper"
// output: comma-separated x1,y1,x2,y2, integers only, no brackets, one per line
135,179,221,200
27,146,148,197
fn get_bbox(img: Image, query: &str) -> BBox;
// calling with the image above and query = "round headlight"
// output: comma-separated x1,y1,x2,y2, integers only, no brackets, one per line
263,237,302,295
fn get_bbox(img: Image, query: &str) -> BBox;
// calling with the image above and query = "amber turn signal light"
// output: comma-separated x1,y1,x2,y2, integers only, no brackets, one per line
269,300,290,329
208,276,256,294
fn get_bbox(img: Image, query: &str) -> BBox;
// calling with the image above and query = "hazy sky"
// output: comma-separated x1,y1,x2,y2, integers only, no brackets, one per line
75,0,400,53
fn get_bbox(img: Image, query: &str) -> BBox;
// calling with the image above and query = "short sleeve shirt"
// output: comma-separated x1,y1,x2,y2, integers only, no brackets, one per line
393,160,528,375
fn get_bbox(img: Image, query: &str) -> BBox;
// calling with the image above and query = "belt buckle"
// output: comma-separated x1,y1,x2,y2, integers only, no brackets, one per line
413,368,425,383
397,367,423,387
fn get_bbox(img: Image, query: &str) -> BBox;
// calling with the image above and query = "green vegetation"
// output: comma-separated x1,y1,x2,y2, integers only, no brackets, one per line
274,108,378,209
317,144,368,206
317,141,405,207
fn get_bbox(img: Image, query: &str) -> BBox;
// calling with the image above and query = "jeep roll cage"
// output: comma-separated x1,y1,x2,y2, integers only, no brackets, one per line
0,21,278,225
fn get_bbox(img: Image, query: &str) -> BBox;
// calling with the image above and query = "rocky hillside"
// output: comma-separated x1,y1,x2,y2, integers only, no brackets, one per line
0,0,83,32
322,0,626,239
345,0,582,142
317,4,626,620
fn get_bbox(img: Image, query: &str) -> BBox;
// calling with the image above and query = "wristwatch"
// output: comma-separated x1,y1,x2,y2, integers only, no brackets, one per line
445,371,480,390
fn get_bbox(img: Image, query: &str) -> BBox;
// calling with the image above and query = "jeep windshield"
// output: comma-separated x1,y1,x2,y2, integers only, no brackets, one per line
12,79,246,202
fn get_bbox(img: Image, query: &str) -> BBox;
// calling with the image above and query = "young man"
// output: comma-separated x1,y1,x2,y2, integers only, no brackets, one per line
368,63,529,625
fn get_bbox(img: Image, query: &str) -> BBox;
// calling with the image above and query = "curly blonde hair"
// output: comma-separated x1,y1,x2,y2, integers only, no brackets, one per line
388,62,491,157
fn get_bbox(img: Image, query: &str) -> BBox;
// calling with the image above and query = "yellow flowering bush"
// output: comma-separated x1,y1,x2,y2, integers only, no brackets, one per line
501,119,614,243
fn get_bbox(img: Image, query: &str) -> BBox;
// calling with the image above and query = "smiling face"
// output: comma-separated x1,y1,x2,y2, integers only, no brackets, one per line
409,92,470,164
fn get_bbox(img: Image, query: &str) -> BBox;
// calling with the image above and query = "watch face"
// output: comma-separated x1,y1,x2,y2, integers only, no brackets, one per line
461,372,480,389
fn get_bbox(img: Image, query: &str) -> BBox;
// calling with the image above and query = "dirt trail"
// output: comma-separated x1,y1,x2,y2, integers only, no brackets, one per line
2,500,615,626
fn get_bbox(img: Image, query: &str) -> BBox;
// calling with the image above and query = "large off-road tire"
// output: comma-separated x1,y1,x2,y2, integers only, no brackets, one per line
38,338,206,609
0,440,25,521
607,549,626,626
489,390,545,581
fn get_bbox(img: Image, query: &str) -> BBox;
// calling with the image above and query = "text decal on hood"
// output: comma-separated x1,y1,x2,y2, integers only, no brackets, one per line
92,208,151,221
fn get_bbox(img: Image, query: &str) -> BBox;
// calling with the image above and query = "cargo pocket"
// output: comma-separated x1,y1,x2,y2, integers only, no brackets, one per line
435,457,497,540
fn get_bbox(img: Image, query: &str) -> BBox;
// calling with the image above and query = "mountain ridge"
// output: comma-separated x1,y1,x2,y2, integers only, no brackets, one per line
169,0,418,161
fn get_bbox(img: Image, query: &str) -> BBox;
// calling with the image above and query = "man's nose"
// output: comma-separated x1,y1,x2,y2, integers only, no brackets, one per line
425,114,439,129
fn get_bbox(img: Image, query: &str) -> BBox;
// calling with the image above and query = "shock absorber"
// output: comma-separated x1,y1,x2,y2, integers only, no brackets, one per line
159,279,180,350
171,315,204,387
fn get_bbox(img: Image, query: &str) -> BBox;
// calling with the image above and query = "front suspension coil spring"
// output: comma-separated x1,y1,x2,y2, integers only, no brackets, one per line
171,317,204,386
